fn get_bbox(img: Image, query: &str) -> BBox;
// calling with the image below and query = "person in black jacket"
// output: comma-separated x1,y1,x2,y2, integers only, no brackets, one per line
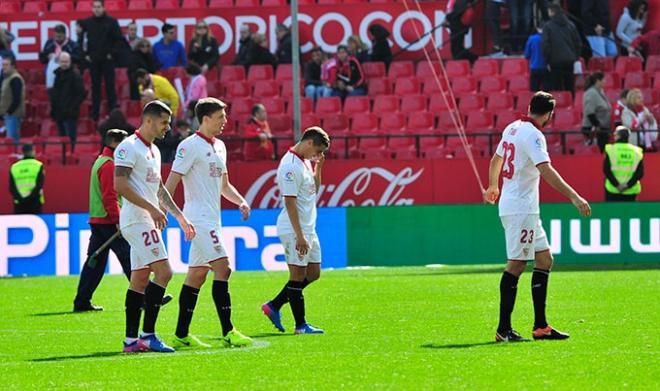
233,24,254,68
275,24,293,65
188,21,219,73
249,34,277,67
444,0,478,63
50,53,87,151
97,108,136,141
582,0,618,57
304,47,324,102
127,39,160,100
368,24,392,68
541,4,582,93
38,25,79,70
82,0,123,121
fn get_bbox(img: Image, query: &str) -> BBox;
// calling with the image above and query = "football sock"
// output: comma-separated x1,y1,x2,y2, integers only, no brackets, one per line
212,280,233,337
142,281,166,334
286,280,306,328
125,289,144,339
532,268,550,329
497,271,519,333
271,278,310,310
175,284,200,339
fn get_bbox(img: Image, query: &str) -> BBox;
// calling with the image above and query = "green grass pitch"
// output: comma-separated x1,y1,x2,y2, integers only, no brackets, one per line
1,265,659,390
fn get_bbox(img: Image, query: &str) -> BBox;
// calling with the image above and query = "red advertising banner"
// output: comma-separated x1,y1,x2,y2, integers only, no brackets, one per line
0,3,458,68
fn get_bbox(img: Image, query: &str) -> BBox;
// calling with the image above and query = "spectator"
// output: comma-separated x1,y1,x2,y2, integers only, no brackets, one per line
153,23,187,70
244,104,274,161
328,45,366,99
612,89,630,128
50,52,87,151
184,63,208,114
188,21,219,73
9,144,45,214
156,119,192,162
508,0,533,52
135,68,180,115
541,4,581,93
127,39,160,100
126,22,141,50
582,0,618,57
581,72,611,151
524,24,550,91
630,29,660,60
444,0,478,63
39,24,79,89
249,34,277,67
486,0,506,54
369,24,392,68
233,24,254,68
304,47,325,102
74,19,89,73
97,108,136,140
0,57,25,143
347,35,369,64
320,55,338,98
82,0,123,121
616,1,648,55
604,126,644,201
0,29,15,61
275,24,293,65
622,88,658,150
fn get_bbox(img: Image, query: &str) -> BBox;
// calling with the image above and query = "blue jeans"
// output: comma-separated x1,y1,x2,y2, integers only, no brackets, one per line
304,85,324,102
4,115,22,143
587,34,618,57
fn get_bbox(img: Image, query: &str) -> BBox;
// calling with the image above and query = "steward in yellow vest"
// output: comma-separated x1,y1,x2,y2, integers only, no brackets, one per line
604,126,644,201
9,143,45,214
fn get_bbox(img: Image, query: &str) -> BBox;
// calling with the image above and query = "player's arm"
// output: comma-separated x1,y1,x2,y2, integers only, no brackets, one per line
313,153,325,192
484,153,504,204
221,173,250,221
537,163,591,217
157,182,196,240
164,171,183,200
284,196,309,256
114,166,167,229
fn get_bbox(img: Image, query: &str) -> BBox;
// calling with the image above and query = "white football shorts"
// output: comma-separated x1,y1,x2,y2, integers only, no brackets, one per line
121,223,168,270
500,214,550,261
188,222,228,267
279,233,321,267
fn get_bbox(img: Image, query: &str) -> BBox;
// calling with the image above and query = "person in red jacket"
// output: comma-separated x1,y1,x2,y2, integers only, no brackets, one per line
327,45,366,99
243,103,274,161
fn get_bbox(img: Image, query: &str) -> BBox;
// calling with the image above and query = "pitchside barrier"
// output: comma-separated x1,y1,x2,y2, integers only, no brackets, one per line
1,202,658,277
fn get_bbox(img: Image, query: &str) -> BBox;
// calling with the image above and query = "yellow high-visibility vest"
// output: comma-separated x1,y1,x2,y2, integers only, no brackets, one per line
10,158,44,204
605,143,643,195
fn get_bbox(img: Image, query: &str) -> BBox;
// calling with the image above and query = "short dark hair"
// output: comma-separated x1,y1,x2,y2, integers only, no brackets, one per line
21,143,34,155
54,24,66,34
104,128,128,146
585,71,605,90
3,56,16,67
143,100,172,118
301,126,330,147
548,3,562,14
135,68,149,79
195,97,227,124
620,88,630,99
175,119,190,128
161,23,175,34
311,46,323,55
337,45,348,53
529,92,556,116
276,24,288,32
185,63,202,76
251,103,265,117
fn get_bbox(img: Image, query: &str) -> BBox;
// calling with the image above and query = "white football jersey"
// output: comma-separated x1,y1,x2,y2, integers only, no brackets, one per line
496,117,551,217
114,132,162,228
276,150,317,236
171,132,227,224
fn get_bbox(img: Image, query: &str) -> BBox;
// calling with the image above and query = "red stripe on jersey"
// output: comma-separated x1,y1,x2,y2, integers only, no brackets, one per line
196,131,215,145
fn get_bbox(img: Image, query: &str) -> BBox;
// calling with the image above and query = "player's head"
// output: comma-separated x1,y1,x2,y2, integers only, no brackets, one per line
299,126,330,160
195,97,227,136
21,143,35,158
54,24,67,44
92,0,104,17
58,52,72,70
135,68,150,86
104,128,128,149
252,103,267,121
614,126,631,142
528,91,556,127
142,100,172,139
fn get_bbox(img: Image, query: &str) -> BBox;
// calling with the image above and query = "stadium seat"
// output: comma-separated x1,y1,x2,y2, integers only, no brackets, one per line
39,119,57,137
0,2,20,13
416,61,441,80
262,0,287,5
514,91,535,111
322,114,350,133
367,78,391,95
605,89,622,104
429,94,457,112
351,113,379,134
252,80,279,98
359,136,388,154
268,114,293,135
458,95,486,112
362,62,386,79
343,96,371,115
280,81,304,97
182,0,205,8
50,1,75,12
407,112,435,133
318,0,342,3
23,1,47,12
486,92,514,111
155,0,178,9
588,57,614,72
26,69,45,85
552,91,573,109
501,58,528,79
275,64,298,81
394,77,421,95
400,95,427,113
615,56,643,74
228,98,254,118
225,81,251,98
372,95,399,114
654,72,660,89
472,58,499,77
445,60,470,77
235,0,259,6
624,71,651,89
128,0,152,10
553,109,581,130
121,100,143,118
388,136,417,153
209,0,234,6
104,0,126,10
465,111,495,133
247,65,274,81
315,97,342,115
646,55,660,73
451,77,477,94
287,97,313,114
603,73,622,89
508,75,529,93
422,77,449,94
387,61,414,79
420,135,445,153
495,111,518,130
437,111,464,132
573,90,585,110
76,0,94,11
301,113,322,129
479,76,507,93
379,112,407,133
260,97,286,114
206,80,223,97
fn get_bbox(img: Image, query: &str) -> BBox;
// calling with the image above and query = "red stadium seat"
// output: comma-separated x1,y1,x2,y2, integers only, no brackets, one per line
206,80,224,97
322,114,350,133
459,95,486,112
228,98,254,118
472,58,499,77
359,136,387,153
362,62,386,79
624,71,651,89
209,0,234,6
275,64,298,81
515,91,535,111
508,75,529,93
400,95,427,113
445,60,470,77
128,0,152,10
407,112,435,133
387,61,415,79
486,92,514,111
367,78,391,95
479,76,507,93
588,57,614,72
552,91,573,109
280,81,303,97
646,55,660,73
416,61,441,80
248,65,274,81
351,113,379,133
388,136,416,152
121,100,143,118
252,80,279,98
654,72,660,89
372,95,399,114
301,113,321,129
615,56,643,74
553,109,581,130
23,1,47,13
495,111,518,130
235,0,259,6
603,73,622,89
422,76,449,94
394,77,421,95
318,0,342,3
269,114,292,135
437,111,464,132
262,0,287,5
379,112,407,133
465,111,495,133
573,90,585,110
104,0,126,10
155,0,178,9
451,77,477,94
343,96,370,115
225,81,251,98
50,1,75,12
0,2,20,14
501,58,528,78
76,0,94,11
429,94,457,112
182,0,205,8
315,97,342,115
287,97,313,114
261,97,286,114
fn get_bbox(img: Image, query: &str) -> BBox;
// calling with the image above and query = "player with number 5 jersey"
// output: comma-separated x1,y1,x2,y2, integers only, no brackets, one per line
484,92,592,343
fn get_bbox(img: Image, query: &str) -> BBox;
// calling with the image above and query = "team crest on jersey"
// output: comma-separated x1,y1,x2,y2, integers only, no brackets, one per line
284,171,294,182
214,245,223,253
116,149,126,160
146,167,160,183
177,148,186,159
209,162,223,177
522,248,529,256
151,248,160,256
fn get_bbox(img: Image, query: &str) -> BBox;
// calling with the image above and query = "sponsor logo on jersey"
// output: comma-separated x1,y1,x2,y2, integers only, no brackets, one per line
146,167,160,183
284,171,295,182
177,148,186,159
116,149,126,160
209,162,223,177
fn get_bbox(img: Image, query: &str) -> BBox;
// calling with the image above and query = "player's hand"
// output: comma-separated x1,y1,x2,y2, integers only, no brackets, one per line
239,202,251,221
149,205,168,230
295,235,310,260
571,195,591,217
483,186,500,204
315,152,325,167
178,216,196,241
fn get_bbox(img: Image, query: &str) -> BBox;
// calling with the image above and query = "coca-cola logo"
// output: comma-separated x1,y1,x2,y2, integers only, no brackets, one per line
245,167,425,209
